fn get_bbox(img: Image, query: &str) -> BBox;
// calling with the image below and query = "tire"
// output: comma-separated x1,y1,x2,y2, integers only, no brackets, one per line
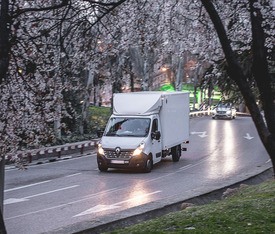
144,157,153,173
98,164,108,172
172,145,181,162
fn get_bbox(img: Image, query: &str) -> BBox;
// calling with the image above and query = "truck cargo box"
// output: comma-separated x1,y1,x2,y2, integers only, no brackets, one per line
113,91,189,149
159,92,189,149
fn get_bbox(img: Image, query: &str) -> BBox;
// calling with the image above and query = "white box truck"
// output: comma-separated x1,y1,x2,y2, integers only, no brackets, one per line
97,91,190,172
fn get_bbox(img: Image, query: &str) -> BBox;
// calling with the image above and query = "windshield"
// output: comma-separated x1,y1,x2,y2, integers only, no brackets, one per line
105,117,151,137
217,103,232,109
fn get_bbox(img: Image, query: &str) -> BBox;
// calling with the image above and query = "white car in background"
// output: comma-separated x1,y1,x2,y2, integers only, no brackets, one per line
212,102,237,120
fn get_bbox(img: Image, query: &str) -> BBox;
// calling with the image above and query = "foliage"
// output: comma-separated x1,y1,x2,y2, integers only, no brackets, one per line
0,0,274,152
201,48,275,106
89,106,111,133
107,179,275,234
0,1,126,155
0,0,274,232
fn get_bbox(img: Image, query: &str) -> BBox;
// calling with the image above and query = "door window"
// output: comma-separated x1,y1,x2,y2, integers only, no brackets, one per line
152,119,158,132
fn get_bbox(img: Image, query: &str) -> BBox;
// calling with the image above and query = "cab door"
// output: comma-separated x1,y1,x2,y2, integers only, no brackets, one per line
150,118,162,163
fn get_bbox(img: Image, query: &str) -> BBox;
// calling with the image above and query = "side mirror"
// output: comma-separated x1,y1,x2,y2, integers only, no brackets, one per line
151,131,161,140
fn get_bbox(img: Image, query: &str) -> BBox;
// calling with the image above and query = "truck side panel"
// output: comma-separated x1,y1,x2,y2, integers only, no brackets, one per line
160,92,189,149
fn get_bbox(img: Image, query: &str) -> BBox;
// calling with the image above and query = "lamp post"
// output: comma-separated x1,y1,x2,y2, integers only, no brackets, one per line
193,66,198,110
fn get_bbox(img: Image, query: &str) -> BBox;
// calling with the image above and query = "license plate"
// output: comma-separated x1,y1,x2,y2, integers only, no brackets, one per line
111,160,125,164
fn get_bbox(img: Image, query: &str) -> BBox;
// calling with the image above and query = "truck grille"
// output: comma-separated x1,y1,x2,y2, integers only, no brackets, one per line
217,111,226,114
105,150,133,159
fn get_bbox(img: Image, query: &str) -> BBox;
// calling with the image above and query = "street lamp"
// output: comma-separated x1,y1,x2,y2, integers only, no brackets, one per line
161,67,168,72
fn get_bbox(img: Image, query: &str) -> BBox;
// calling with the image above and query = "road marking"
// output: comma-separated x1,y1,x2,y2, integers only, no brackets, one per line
73,190,161,217
179,164,193,170
191,131,208,138
5,187,127,220
244,133,254,140
4,185,79,205
65,173,82,178
4,180,51,193
74,204,121,216
178,158,210,172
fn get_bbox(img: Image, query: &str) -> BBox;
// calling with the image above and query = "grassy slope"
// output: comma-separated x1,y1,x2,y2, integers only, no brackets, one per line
107,179,275,234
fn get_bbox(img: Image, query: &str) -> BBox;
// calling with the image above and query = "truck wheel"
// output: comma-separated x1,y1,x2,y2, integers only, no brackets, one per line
144,158,153,173
172,145,181,162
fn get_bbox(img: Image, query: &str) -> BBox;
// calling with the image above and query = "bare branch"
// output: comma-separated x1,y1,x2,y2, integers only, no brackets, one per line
13,0,70,18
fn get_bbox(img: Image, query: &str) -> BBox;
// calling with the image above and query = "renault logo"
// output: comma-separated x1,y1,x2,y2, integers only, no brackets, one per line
115,147,121,156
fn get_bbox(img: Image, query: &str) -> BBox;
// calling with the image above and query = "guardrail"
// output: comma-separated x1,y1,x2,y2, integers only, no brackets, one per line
6,110,250,165
189,110,212,117
6,140,98,165
189,110,251,117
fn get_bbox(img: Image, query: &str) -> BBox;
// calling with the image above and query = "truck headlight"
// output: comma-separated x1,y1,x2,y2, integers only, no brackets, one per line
133,142,145,156
98,143,105,155
226,110,232,114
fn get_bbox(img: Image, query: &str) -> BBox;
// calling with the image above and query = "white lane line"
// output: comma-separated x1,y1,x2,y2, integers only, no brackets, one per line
179,164,193,170
65,173,82,178
178,157,210,171
4,180,51,193
4,185,79,205
114,190,161,206
147,158,210,183
5,187,122,220
24,185,79,199
74,190,161,217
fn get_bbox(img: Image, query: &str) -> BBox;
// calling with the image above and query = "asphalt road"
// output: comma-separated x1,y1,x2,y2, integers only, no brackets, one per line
4,116,272,234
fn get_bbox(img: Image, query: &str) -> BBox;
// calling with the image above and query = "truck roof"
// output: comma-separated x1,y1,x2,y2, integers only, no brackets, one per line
113,91,188,116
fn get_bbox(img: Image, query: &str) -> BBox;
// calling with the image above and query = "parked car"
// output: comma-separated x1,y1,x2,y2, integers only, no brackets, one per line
212,102,236,119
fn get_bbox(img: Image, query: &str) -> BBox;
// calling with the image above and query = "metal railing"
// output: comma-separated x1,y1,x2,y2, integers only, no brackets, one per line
6,140,98,165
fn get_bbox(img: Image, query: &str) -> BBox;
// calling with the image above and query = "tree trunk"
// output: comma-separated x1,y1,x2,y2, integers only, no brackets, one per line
142,58,149,91
0,209,6,234
0,159,6,233
80,70,94,135
175,58,184,91
0,1,9,231
201,0,275,176
0,0,10,84
249,0,275,174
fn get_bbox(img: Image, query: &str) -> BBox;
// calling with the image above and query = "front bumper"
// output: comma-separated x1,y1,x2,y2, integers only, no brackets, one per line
97,153,149,170
213,114,233,119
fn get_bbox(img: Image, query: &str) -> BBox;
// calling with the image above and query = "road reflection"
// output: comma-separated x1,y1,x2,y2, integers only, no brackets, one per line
125,182,152,207
207,121,237,178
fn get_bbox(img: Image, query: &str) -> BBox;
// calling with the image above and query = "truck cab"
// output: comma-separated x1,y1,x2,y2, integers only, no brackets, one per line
97,115,162,172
